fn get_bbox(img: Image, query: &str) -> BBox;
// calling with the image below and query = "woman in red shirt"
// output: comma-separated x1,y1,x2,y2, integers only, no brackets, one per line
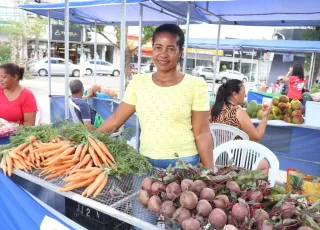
0,63,37,126
282,63,306,100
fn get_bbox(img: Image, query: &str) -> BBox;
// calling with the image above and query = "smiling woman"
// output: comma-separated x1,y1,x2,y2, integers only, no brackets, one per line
0,63,37,126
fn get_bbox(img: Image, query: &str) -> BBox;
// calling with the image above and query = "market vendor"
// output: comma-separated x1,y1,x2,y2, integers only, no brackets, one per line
281,64,306,100
97,24,213,170
0,63,37,126
210,79,271,176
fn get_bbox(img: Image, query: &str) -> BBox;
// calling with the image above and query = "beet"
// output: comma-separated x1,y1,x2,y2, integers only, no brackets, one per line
166,182,182,200
141,177,153,193
148,195,161,213
231,203,248,221
194,180,207,196
261,220,274,230
253,209,269,224
227,214,236,226
160,200,176,218
297,227,314,230
209,208,227,229
248,191,263,203
200,188,215,201
181,217,201,230
181,179,196,192
138,190,150,206
173,207,191,224
280,202,295,219
226,181,241,195
196,199,212,217
213,195,229,210
223,225,238,230
151,182,166,193
180,191,198,210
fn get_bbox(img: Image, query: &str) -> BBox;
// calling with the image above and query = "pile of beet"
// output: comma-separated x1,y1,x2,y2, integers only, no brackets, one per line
138,160,320,230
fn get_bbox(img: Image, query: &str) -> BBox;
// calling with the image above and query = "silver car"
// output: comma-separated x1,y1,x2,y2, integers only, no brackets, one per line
84,60,120,76
192,66,221,82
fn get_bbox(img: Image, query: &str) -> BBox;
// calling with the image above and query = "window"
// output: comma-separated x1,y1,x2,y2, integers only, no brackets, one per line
58,60,65,64
45,60,57,64
90,61,94,64
203,68,213,73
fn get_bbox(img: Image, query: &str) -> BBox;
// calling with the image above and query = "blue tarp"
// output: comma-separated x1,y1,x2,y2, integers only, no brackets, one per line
0,171,74,230
188,38,320,53
155,0,320,26
19,0,208,25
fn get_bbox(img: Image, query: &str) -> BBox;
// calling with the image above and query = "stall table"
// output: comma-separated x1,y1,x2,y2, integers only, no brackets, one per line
252,119,320,175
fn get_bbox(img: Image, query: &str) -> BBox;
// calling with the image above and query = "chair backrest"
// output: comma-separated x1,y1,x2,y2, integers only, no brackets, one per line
213,140,279,186
35,104,43,126
210,123,249,148
68,99,81,123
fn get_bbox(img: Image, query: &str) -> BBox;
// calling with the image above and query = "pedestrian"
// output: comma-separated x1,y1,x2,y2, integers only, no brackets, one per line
149,62,154,72
281,64,306,100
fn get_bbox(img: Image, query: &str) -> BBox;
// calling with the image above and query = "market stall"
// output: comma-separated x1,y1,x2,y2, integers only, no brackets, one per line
247,91,281,105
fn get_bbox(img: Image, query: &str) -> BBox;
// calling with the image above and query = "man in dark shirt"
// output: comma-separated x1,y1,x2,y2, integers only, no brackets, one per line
69,79,96,130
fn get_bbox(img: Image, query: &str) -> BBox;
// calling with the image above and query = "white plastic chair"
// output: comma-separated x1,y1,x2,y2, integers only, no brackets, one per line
35,104,43,126
210,123,249,148
68,99,81,123
213,140,280,186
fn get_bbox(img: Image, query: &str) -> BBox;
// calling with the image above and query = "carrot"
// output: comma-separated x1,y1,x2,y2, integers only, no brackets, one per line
29,135,37,143
59,177,96,192
88,146,100,167
85,159,93,169
93,175,108,198
17,150,27,159
60,155,74,161
80,144,88,162
13,159,24,170
86,172,107,197
36,158,41,168
35,142,65,153
22,145,30,155
72,144,83,162
78,154,91,169
9,150,20,160
17,158,28,170
64,168,102,182
96,140,115,163
2,156,7,176
88,137,107,164
44,170,66,180
6,156,13,176
105,157,115,168
33,141,43,149
24,160,35,168
62,159,79,164
16,143,29,152
28,145,35,163
46,147,75,165
82,186,90,196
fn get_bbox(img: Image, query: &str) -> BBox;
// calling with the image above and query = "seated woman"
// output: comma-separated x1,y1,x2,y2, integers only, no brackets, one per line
0,63,37,126
210,79,271,176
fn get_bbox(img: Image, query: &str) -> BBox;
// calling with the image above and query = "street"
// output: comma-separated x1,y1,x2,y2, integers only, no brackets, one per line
21,75,254,124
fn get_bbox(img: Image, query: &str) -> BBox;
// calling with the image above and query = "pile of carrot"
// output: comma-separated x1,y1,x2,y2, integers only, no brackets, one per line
1,135,116,197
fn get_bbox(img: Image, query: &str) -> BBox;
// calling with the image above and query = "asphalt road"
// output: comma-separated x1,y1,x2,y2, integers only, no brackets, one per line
21,75,254,124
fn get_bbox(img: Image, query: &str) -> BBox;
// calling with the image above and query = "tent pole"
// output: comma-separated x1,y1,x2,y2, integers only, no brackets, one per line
94,20,97,84
250,49,254,82
309,52,315,89
195,49,197,68
239,47,242,74
182,2,190,73
135,4,143,152
64,0,70,119
212,18,221,93
119,0,126,133
80,26,84,81
47,10,52,123
232,48,235,72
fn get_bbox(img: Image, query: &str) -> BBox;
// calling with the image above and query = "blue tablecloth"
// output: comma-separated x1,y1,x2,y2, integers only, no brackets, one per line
247,91,280,104
0,136,10,145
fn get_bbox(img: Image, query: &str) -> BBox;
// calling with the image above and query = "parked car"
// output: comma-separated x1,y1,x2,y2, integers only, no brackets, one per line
192,66,221,82
84,60,120,76
219,70,249,84
29,58,80,77
141,64,157,73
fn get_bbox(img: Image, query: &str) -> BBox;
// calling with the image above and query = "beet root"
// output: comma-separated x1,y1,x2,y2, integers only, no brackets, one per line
226,181,241,195
181,217,201,230
223,225,238,230
260,220,274,230
209,208,227,229
232,203,249,222
280,202,295,219
180,191,198,210
248,191,263,203
151,182,166,193
138,190,150,206
181,179,196,192
173,207,191,225
200,188,215,201
147,195,161,214
253,209,269,225
213,194,229,210
297,227,314,230
141,177,153,193
194,180,207,196
166,182,182,200
160,200,176,218
196,199,212,217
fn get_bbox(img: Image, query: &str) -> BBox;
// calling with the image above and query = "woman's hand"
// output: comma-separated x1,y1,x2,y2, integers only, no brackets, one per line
289,67,293,74
262,104,272,118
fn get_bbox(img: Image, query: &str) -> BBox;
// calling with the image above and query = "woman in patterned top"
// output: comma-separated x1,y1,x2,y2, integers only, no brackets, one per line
210,79,271,175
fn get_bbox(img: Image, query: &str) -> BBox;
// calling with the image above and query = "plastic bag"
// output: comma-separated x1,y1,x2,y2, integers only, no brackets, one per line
94,113,104,128
286,168,320,204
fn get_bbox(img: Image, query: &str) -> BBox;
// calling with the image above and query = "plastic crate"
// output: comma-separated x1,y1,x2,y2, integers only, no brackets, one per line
65,198,131,230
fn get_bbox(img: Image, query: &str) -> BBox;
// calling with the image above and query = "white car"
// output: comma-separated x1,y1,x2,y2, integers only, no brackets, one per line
192,66,222,82
84,60,120,77
141,64,157,73
29,58,80,77
219,70,249,84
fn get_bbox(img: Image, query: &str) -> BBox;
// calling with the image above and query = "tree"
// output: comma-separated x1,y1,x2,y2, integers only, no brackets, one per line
0,42,12,65
302,27,320,85
96,25,156,78
0,17,47,65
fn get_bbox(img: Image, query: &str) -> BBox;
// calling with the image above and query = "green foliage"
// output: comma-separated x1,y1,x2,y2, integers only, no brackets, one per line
302,28,320,72
0,42,12,64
